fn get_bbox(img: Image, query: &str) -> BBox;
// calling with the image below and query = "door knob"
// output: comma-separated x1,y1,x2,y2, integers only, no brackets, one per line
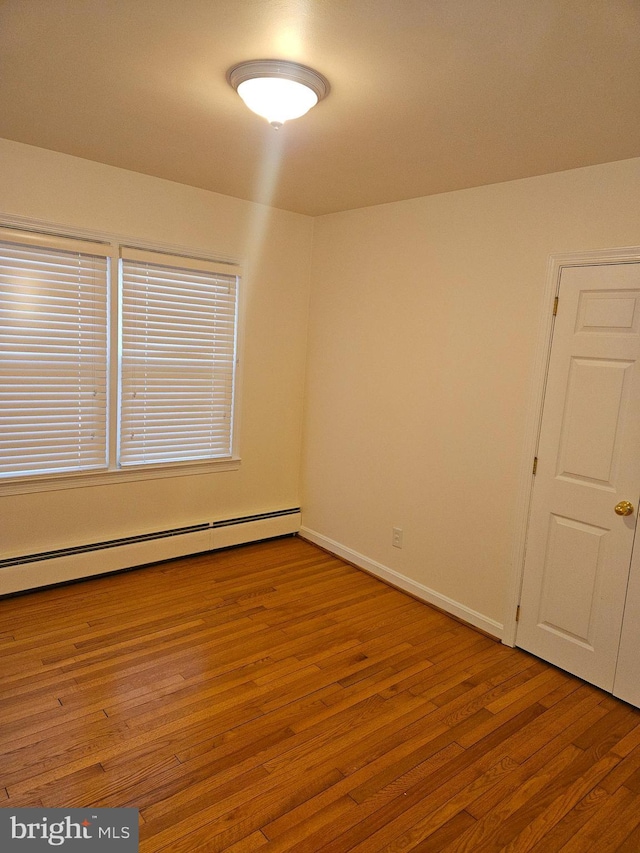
615,500,635,516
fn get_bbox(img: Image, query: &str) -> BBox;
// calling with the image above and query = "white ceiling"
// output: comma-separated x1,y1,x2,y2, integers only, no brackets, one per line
0,0,639,216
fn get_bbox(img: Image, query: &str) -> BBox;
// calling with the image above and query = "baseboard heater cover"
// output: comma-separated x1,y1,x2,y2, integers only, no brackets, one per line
1,508,301,595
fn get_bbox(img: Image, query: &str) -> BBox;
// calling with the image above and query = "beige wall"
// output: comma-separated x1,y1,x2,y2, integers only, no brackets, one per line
3,137,640,633
0,139,313,557
301,157,640,631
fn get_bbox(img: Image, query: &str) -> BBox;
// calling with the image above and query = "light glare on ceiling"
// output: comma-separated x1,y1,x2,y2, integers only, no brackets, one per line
228,60,329,129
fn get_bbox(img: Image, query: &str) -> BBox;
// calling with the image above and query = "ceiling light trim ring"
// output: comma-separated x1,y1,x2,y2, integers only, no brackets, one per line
227,60,330,103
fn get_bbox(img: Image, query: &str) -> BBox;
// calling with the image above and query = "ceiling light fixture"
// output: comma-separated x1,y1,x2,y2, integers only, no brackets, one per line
227,59,329,129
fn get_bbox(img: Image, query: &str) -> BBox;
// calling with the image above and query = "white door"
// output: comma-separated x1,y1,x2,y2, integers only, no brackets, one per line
614,540,640,706
517,262,640,692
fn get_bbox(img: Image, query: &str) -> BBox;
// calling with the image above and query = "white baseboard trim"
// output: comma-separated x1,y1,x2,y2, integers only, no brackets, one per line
1,510,301,595
300,527,503,640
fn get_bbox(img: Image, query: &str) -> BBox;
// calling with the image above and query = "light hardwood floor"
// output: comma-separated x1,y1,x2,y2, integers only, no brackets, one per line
1,536,640,851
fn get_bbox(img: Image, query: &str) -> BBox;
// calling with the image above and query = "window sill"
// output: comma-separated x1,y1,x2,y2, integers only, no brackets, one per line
0,457,241,496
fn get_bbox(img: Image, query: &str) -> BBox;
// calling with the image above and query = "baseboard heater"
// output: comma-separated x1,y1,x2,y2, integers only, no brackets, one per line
0,508,301,596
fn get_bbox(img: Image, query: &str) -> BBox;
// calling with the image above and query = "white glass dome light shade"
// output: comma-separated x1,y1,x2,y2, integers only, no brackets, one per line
236,77,318,127
228,60,329,129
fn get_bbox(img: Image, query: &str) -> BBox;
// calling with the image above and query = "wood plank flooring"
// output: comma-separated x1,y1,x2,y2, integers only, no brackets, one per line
1,535,639,851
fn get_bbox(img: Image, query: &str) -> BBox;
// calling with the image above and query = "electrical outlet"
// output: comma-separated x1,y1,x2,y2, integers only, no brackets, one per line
392,527,403,549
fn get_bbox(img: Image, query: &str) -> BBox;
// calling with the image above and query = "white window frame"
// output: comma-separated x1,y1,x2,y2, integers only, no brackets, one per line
0,217,243,496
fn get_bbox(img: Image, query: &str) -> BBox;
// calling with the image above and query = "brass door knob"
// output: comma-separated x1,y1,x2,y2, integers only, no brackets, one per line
615,501,635,516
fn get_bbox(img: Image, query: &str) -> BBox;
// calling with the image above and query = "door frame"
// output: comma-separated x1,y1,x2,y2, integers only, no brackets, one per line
503,245,640,648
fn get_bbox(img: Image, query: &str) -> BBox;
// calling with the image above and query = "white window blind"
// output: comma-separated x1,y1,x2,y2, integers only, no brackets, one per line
119,248,239,467
0,231,109,478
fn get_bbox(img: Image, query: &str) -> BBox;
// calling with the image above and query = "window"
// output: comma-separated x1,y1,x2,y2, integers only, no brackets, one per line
0,226,240,486
0,230,110,479
118,248,238,467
